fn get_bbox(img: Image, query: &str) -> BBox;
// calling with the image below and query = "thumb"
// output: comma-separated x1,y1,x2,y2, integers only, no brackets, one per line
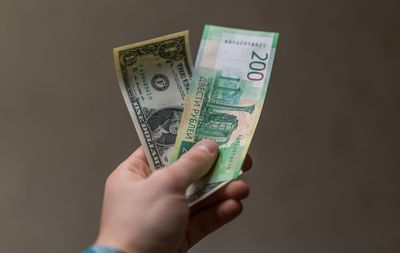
163,140,219,190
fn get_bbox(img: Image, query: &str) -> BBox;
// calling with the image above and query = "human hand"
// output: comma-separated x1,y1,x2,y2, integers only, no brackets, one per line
95,140,252,253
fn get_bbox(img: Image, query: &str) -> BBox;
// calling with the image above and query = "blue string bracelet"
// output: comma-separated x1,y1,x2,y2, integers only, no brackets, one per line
82,245,126,253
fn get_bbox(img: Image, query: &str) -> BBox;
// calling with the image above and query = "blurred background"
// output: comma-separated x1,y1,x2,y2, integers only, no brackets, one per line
1,0,399,252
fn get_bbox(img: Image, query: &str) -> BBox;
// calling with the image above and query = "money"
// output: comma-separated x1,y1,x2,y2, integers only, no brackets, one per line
171,25,279,204
114,31,193,170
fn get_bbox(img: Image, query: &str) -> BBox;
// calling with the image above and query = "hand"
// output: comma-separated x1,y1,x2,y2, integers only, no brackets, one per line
95,140,252,253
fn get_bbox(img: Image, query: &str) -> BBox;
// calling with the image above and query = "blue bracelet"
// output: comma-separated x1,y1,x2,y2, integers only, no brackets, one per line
82,245,125,253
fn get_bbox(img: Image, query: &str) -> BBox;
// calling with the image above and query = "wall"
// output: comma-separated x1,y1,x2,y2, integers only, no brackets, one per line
0,0,399,252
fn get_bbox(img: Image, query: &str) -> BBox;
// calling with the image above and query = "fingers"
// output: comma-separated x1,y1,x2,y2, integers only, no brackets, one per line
161,140,219,190
191,180,249,215
127,146,149,165
186,199,243,249
116,146,152,179
190,153,252,214
242,154,253,172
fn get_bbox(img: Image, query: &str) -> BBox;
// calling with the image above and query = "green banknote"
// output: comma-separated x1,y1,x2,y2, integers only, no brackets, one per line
114,31,193,170
172,25,279,204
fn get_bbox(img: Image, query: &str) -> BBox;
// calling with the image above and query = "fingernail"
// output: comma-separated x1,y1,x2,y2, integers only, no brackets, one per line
195,140,218,154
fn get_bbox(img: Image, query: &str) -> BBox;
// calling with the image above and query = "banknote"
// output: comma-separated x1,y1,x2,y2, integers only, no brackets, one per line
172,25,279,204
114,31,193,170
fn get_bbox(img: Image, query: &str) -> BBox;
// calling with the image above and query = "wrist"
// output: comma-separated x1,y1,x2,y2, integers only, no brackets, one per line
83,245,126,253
94,235,138,253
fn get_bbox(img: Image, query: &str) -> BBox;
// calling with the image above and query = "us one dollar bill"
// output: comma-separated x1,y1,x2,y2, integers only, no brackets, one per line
172,25,279,204
114,31,193,170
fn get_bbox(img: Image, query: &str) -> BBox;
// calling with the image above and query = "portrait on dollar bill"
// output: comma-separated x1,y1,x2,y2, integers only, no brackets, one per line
147,107,183,146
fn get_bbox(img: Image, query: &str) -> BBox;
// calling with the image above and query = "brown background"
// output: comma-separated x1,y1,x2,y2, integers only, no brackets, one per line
1,0,399,252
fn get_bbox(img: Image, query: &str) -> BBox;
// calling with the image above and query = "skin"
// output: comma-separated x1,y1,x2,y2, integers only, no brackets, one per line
95,140,252,253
